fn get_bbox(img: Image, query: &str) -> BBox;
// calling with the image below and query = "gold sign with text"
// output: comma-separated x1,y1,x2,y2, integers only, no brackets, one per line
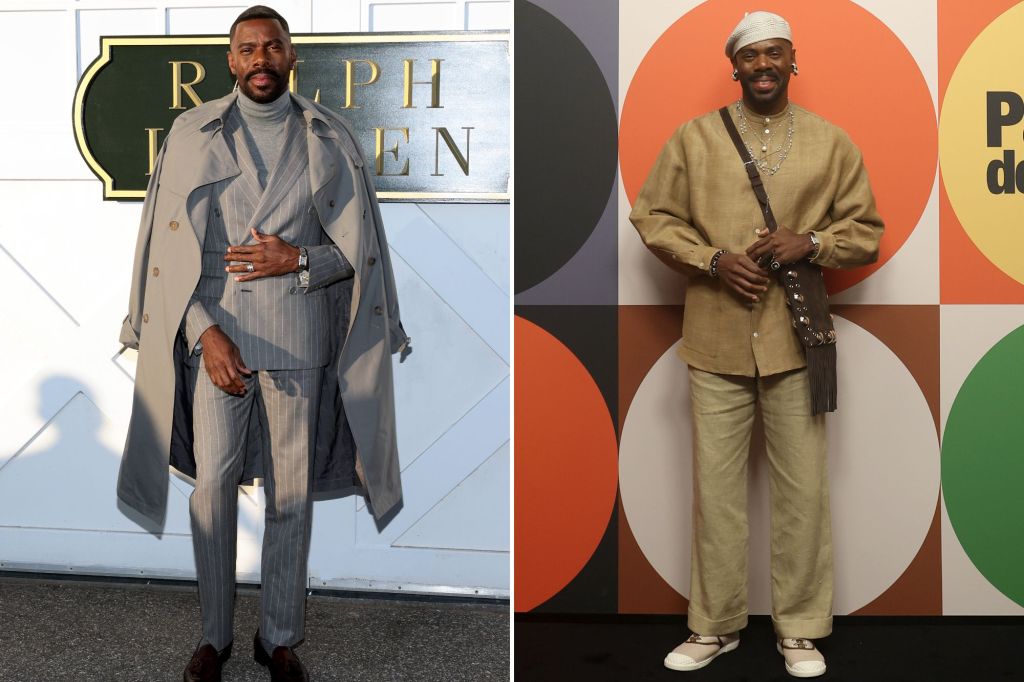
73,32,509,202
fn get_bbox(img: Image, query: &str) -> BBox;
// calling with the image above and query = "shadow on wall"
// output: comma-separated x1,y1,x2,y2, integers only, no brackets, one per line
0,375,131,535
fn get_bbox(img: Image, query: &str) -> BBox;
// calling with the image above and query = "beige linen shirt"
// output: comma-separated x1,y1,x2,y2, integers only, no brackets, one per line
630,103,884,377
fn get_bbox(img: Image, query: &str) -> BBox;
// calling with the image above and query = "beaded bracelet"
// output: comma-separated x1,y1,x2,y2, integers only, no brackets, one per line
709,249,727,278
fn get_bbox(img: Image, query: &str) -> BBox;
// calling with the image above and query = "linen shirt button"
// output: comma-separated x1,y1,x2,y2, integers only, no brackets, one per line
367,256,376,265
143,313,149,323
752,331,759,338
152,267,160,277
699,261,705,268
373,305,383,315
329,200,336,207
169,220,179,231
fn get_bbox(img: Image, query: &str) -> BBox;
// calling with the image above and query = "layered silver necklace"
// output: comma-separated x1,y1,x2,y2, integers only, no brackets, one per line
735,100,794,176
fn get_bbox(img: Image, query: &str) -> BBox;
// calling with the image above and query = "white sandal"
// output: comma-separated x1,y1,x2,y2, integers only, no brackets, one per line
664,633,739,671
777,637,826,678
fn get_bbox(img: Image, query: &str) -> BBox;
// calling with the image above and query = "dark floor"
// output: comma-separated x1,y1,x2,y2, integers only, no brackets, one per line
0,575,508,681
515,613,1024,682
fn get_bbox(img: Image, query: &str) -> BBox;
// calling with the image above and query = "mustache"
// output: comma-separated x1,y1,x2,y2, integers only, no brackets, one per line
246,68,279,81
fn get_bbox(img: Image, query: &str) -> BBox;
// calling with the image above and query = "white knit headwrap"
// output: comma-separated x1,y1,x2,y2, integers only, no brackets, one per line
724,11,792,58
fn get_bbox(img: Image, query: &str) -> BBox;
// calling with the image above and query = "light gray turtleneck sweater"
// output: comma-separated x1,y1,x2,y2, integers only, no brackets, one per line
236,88,291,186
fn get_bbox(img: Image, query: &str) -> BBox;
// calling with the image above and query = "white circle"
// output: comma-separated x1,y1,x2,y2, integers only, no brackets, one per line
619,316,939,614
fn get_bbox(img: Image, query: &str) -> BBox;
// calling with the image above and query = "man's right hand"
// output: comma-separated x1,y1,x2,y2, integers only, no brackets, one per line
198,325,251,395
716,252,771,303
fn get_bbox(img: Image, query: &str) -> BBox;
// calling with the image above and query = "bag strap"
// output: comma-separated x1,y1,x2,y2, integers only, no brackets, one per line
718,106,778,233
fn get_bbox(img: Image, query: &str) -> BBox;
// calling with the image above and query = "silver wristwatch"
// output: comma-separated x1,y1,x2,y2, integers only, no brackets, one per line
808,232,821,260
297,247,309,271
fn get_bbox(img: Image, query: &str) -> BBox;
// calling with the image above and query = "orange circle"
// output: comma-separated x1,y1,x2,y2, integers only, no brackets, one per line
620,0,937,295
514,316,619,612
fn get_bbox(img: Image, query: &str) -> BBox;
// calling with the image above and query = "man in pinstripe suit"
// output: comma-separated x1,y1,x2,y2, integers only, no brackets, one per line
121,2,409,674
168,6,355,682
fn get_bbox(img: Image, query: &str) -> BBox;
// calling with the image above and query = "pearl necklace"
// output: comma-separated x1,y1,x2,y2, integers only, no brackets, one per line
735,101,794,176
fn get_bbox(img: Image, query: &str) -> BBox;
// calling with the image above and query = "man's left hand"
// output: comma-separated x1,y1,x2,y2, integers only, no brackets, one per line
746,227,814,267
225,228,300,281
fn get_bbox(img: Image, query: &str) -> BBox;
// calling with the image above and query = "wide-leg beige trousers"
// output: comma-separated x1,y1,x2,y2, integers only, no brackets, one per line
686,366,833,639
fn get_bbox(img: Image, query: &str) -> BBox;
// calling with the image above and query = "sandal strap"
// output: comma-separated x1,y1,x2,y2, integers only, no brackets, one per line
686,634,725,646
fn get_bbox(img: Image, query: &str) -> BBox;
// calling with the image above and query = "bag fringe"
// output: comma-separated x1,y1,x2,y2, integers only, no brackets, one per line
807,344,837,415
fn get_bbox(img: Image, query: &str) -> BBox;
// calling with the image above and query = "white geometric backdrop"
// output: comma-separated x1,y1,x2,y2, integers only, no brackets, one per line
0,0,509,598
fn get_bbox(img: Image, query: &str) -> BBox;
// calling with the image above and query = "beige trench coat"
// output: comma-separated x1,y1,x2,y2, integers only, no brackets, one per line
117,91,410,528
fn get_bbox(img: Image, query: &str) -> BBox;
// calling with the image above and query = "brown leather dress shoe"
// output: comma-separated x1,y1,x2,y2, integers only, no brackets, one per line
183,641,232,682
254,630,309,682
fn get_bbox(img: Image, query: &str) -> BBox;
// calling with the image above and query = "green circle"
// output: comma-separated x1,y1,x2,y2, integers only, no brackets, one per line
942,325,1024,606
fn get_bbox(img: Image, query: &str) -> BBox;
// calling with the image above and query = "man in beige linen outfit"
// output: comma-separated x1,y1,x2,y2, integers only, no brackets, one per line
630,11,883,678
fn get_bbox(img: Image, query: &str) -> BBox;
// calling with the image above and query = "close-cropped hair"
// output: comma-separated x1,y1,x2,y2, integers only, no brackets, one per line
230,5,290,40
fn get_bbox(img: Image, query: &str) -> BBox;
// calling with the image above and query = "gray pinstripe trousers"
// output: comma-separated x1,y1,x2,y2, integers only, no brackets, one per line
190,359,323,651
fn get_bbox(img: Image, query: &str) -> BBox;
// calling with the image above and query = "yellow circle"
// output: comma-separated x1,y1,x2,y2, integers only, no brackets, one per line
940,3,1024,284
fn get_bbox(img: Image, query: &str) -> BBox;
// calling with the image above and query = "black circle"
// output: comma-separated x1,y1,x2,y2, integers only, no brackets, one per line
514,1,618,293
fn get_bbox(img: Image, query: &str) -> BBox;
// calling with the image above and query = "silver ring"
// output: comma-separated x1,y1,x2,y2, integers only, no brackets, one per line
246,262,254,273
770,260,781,271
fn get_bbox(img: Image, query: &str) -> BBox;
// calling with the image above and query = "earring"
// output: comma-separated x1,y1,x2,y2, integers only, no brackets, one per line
791,62,799,75
731,69,739,81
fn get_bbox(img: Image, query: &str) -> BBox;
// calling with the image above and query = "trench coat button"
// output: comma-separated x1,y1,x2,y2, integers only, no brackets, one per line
143,313,149,323
169,220,178,230
373,305,383,315
152,267,160,277
367,256,376,266
329,200,336,208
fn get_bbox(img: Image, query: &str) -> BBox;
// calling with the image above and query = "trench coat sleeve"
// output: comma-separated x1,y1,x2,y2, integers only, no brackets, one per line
363,162,411,359
629,125,721,279
334,120,411,359
809,132,884,270
303,243,354,291
119,142,167,350
311,103,410,359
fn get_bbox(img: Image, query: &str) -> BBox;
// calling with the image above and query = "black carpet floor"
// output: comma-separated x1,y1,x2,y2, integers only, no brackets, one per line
515,613,1024,682
0,575,509,681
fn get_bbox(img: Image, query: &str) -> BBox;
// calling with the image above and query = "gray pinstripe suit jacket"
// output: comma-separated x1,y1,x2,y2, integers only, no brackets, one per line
181,102,352,370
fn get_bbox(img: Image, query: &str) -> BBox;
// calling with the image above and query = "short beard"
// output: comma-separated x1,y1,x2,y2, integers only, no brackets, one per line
238,70,287,103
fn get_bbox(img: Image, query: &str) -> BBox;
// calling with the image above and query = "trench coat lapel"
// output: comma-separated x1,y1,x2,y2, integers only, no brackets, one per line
183,96,242,246
190,116,241,191
304,109,338,205
189,132,238,247
303,105,362,270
